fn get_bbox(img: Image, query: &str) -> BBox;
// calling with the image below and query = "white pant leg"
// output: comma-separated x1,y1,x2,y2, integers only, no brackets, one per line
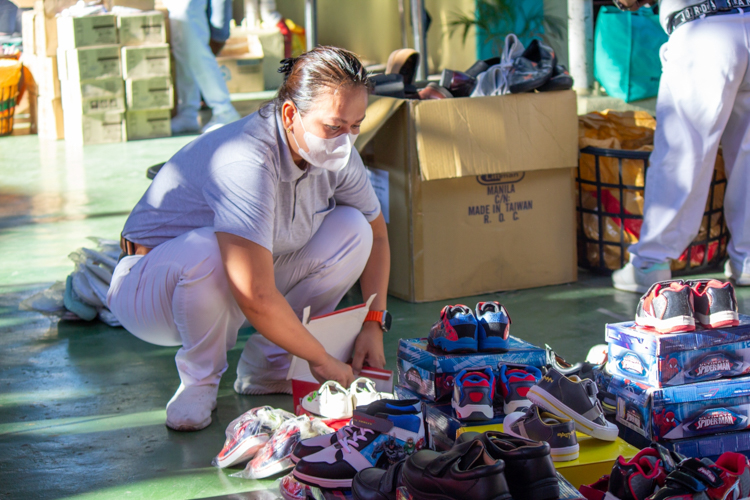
629,15,748,267
164,0,236,118
108,227,245,387
239,206,374,382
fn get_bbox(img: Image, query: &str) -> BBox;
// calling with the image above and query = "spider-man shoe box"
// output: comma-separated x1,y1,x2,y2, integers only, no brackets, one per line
606,315,750,388
609,374,750,442
396,337,546,402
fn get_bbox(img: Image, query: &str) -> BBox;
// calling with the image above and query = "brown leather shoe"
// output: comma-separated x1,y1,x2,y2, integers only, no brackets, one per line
418,82,453,100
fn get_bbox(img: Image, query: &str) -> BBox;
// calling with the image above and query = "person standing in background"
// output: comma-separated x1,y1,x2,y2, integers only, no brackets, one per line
165,0,241,135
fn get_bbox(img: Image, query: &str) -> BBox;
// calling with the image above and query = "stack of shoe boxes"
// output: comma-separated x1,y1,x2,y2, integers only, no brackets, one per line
118,11,172,140
56,14,125,145
606,314,750,458
394,336,547,450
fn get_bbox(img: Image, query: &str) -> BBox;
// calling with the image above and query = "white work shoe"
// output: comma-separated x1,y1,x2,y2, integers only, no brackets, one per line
165,383,218,431
234,356,292,395
201,109,242,134
612,257,671,293
170,113,201,135
725,260,750,286
301,381,353,418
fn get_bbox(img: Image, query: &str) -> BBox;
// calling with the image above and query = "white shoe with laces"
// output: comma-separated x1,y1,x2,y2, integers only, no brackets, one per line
170,113,201,134
201,109,242,134
301,381,353,419
612,256,671,293
165,383,218,431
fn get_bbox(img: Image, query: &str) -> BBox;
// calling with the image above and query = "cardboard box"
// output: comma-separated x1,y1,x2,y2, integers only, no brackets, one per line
216,53,263,94
117,11,166,46
22,10,36,55
34,10,57,57
125,109,171,140
121,44,170,79
57,14,118,49
63,110,124,145
27,55,61,98
607,316,750,387
37,96,64,140
62,77,125,114
610,374,750,442
356,92,579,302
397,337,546,401
65,45,122,81
125,76,173,110
106,0,155,10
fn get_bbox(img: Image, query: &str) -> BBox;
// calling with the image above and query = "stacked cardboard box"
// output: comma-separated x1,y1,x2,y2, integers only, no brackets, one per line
118,11,172,140
216,29,265,93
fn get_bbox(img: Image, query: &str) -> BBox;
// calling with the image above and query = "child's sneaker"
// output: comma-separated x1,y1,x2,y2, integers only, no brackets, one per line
427,305,478,353
688,279,740,329
498,364,543,414
650,454,750,500
635,281,695,334
452,367,495,421
293,402,425,489
503,404,579,462
213,406,294,468
475,301,511,352
301,381,353,419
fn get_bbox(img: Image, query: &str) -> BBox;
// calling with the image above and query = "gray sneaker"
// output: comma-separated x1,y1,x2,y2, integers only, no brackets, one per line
527,368,618,441
503,404,579,462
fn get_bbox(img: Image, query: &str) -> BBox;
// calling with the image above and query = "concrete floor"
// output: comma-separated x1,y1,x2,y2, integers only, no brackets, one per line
0,133,745,500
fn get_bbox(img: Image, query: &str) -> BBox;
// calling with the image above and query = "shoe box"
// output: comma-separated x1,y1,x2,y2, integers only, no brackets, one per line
125,76,173,111
355,91,578,302
60,45,122,82
121,45,170,79
60,77,125,115
125,109,171,141
606,315,750,388
216,53,264,94
609,373,750,442
56,14,118,50
117,11,166,47
396,336,545,401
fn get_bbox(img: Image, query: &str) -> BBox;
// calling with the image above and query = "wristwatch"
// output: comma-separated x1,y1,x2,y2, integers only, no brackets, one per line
365,310,392,332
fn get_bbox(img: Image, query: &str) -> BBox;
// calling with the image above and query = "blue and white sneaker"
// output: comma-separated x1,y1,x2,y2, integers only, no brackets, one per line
476,301,511,352
292,402,425,489
427,305,478,353
452,367,495,421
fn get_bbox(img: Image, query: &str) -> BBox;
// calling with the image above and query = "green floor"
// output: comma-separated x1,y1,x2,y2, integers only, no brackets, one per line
1,134,746,500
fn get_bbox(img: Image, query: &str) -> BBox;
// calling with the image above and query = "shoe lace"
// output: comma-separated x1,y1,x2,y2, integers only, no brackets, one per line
339,428,374,454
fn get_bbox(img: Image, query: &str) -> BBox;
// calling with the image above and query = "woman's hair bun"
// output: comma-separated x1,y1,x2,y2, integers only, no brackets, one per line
278,57,297,77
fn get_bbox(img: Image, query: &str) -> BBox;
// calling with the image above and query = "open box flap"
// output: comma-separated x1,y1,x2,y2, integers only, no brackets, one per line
414,90,579,181
355,96,405,152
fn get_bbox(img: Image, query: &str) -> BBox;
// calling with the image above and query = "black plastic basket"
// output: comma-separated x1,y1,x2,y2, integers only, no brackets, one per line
576,146,729,275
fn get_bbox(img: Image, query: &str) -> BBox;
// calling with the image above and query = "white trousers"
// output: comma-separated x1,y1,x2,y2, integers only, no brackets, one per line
107,206,373,387
630,13,750,276
164,0,236,119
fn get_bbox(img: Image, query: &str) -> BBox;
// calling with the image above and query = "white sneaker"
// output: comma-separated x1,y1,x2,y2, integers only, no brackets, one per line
165,383,218,431
612,256,671,293
170,113,201,135
725,260,750,286
201,109,242,134
301,381,353,419
234,356,292,395
350,377,393,408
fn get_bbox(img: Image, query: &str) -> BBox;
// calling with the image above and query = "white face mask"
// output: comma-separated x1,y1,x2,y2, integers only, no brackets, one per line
291,111,358,172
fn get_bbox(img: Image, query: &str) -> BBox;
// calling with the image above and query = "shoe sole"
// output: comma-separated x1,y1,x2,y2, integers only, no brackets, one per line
478,338,510,352
451,400,493,421
501,415,580,462
527,386,618,441
696,310,740,329
293,470,354,489
429,337,477,353
215,439,266,468
635,314,695,334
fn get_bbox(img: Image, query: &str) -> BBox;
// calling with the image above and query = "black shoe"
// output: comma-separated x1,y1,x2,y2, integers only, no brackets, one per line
352,459,405,500
538,64,573,92
508,39,556,94
439,69,477,97
465,57,500,78
386,49,420,87
370,73,406,99
402,440,512,500
456,431,559,500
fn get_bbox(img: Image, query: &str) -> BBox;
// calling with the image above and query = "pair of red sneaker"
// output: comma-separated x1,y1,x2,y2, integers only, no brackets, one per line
635,279,739,334
581,445,750,500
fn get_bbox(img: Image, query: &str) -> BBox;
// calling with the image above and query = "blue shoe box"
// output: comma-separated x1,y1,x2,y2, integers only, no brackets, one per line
606,315,750,388
424,402,504,451
397,336,546,401
609,373,750,442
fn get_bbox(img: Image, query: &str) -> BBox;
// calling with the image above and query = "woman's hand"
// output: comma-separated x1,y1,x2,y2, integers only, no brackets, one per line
310,354,356,387
351,321,386,373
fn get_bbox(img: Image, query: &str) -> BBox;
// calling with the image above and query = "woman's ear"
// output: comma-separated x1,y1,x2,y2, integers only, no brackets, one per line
281,101,296,131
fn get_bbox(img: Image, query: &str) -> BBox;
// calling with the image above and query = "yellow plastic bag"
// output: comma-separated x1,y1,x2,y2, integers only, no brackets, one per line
0,59,22,136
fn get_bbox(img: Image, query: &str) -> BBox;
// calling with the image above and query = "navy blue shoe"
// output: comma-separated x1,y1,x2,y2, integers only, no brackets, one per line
476,301,511,352
428,305,478,353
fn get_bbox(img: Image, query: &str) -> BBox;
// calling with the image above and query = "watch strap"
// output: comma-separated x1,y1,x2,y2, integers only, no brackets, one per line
365,310,384,324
